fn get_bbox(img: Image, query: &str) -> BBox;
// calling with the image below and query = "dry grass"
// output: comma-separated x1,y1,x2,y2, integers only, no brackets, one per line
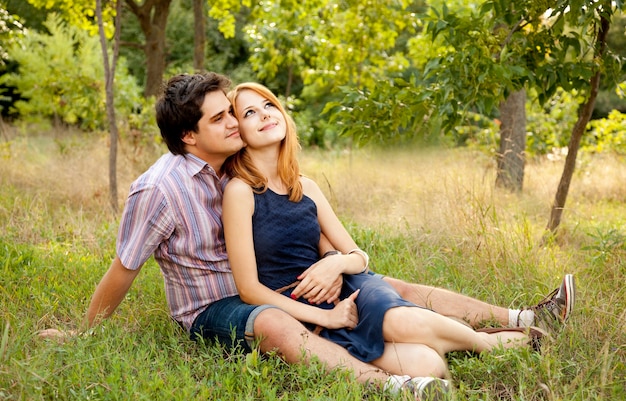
301,146,626,243
0,126,158,245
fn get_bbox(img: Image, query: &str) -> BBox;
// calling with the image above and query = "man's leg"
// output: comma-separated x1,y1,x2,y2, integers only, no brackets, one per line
382,274,576,331
382,277,508,327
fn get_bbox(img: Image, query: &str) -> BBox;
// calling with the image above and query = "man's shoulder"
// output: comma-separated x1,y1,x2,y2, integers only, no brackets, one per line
134,153,188,186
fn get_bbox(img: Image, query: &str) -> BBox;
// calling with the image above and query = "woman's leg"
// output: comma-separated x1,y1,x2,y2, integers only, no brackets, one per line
381,307,529,355
371,342,449,379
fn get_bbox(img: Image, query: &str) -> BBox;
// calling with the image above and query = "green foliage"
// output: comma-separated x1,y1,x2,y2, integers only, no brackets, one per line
0,6,26,66
325,77,435,146
583,227,626,263
3,0,47,31
0,14,142,130
208,0,252,39
25,0,116,36
210,0,423,146
0,14,103,128
525,88,583,155
329,0,624,146
585,109,626,154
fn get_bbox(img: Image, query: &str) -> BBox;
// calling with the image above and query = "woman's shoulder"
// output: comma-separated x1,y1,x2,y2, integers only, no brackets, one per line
299,175,325,200
299,175,320,190
225,177,253,196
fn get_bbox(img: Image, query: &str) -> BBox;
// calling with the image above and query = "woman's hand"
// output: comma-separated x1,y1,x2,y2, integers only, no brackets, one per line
322,289,359,329
292,255,345,304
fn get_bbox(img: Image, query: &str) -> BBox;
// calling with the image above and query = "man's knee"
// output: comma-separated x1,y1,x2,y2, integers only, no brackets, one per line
383,276,413,298
384,276,435,307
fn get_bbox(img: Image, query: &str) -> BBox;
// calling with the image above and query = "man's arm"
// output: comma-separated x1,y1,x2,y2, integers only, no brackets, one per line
39,256,140,339
84,256,141,328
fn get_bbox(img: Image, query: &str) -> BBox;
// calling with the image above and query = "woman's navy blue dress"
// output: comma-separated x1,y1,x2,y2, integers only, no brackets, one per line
252,189,418,362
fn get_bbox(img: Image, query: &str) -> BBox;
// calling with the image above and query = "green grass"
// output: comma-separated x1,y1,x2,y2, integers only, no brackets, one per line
1,128,625,399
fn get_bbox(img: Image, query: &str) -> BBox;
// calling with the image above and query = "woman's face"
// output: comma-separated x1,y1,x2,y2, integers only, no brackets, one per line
234,89,286,149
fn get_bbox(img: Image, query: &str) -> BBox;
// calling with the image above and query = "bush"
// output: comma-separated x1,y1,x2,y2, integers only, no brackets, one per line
585,109,626,154
0,13,142,130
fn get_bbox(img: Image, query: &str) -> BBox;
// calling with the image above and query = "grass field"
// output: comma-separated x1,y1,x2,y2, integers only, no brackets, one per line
1,126,625,400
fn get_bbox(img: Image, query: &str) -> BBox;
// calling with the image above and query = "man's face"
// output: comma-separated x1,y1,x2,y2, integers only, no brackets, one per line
183,91,244,169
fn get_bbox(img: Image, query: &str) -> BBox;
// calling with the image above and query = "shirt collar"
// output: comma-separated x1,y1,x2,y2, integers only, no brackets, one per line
183,153,230,185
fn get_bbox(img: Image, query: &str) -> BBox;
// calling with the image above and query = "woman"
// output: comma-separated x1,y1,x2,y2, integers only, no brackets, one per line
222,82,542,384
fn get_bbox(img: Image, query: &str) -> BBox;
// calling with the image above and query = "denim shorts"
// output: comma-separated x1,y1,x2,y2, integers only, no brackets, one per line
189,295,275,353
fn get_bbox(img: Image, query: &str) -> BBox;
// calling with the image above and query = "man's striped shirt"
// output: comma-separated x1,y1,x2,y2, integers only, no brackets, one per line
117,152,238,331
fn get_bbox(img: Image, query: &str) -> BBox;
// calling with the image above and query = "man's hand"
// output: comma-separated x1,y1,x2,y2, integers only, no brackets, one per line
323,290,359,329
292,255,345,304
38,328,77,341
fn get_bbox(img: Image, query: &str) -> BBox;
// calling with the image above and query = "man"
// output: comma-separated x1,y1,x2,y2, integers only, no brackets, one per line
41,72,574,399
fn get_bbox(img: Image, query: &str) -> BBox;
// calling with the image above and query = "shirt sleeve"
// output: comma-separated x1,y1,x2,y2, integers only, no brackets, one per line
116,183,175,270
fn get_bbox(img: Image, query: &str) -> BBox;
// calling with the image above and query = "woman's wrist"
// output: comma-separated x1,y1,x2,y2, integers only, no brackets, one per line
321,248,369,274
347,248,369,273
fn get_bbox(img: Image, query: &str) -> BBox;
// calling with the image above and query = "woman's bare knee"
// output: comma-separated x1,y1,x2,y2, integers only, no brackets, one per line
253,308,311,356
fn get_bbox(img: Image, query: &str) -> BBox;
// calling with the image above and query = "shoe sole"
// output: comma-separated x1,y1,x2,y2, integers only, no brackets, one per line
415,378,450,401
561,274,575,322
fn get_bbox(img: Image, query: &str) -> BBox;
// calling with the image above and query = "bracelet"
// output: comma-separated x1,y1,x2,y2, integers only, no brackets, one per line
348,248,369,273
322,250,341,258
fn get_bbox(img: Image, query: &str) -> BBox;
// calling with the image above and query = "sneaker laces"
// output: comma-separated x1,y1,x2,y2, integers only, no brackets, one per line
521,287,563,331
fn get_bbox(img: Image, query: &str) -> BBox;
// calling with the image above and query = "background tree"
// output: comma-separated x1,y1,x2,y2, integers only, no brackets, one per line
496,89,526,191
329,0,625,234
0,14,110,128
547,7,612,234
96,0,123,212
192,0,205,71
124,0,172,97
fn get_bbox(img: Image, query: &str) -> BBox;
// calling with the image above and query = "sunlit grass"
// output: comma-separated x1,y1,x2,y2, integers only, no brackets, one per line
1,126,625,400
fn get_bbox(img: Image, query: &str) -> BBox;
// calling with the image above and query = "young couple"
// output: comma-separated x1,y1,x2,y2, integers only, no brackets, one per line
41,72,575,400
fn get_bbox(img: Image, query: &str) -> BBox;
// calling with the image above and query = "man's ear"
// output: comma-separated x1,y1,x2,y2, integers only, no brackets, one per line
181,131,196,146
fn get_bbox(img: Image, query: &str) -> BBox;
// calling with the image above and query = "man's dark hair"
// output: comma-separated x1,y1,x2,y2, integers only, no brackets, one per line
155,72,231,155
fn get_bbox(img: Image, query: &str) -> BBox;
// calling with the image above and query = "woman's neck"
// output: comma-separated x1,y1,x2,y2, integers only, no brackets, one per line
247,147,285,193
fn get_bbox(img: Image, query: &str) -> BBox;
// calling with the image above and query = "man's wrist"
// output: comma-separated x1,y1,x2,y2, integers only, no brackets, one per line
322,250,341,258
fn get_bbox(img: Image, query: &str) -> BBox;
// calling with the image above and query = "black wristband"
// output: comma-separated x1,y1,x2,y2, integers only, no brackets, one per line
322,250,341,258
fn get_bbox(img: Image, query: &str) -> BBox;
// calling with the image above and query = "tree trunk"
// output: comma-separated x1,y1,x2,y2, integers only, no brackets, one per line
495,89,526,192
193,0,205,71
546,14,610,234
125,0,172,97
97,0,122,213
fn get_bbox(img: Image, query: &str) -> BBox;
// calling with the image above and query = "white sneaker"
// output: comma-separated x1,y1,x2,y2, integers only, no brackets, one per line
385,375,451,400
